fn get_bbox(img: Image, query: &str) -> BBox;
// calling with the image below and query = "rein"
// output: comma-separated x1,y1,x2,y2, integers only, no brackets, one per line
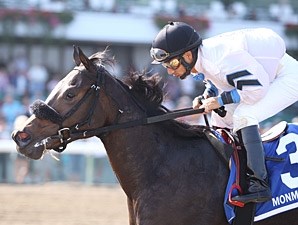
31,65,205,152
56,107,205,140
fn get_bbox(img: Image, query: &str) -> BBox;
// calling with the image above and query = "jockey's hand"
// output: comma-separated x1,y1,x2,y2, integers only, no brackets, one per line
193,96,221,113
193,96,202,109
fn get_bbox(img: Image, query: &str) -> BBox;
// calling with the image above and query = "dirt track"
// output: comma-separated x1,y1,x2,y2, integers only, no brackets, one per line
0,183,128,225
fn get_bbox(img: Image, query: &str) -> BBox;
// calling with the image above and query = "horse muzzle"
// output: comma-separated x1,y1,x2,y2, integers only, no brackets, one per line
11,130,43,159
12,129,64,159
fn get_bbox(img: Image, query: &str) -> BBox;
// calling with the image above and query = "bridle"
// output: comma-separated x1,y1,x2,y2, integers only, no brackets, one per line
31,65,108,152
31,64,204,153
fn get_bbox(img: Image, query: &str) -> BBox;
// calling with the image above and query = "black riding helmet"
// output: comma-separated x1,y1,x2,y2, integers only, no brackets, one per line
150,21,202,78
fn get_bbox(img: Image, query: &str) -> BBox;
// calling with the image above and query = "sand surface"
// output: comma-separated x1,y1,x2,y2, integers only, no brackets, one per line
0,183,128,225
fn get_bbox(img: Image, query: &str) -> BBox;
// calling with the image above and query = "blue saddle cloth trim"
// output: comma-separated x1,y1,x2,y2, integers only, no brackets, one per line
224,123,298,223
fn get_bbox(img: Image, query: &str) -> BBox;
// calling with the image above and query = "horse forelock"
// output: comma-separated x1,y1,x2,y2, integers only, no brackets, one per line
89,49,115,68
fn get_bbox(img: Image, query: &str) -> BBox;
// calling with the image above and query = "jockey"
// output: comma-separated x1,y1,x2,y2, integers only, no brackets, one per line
150,21,298,204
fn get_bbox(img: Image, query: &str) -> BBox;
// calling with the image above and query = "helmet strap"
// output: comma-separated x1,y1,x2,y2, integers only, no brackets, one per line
179,48,198,80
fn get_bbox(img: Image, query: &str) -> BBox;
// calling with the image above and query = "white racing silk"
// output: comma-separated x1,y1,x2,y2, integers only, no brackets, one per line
194,28,298,131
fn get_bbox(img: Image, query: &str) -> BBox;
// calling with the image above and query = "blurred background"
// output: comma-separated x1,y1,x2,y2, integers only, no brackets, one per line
0,0,297,185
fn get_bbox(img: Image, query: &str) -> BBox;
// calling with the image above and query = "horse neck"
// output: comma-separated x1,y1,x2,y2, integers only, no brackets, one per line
96,77,228,198
100,124,161,196
96,81,153,195
103,76,148,123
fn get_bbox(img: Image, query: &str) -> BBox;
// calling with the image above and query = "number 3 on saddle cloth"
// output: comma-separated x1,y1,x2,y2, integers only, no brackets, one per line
221,121,298,224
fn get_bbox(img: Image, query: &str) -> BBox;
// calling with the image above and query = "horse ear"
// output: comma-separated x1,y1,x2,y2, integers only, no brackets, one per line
73,45,81,66
77,47,97,74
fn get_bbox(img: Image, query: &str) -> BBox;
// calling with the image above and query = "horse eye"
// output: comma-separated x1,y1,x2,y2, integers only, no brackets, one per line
66,92,75,99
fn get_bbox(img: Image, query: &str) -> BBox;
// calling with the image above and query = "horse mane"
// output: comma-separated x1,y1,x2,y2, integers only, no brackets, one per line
124,71,164,114
124,71,206,138
89,49,206,138
88,49,162,113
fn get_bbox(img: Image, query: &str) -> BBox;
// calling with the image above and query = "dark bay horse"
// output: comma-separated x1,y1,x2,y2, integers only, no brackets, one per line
12,47,298,225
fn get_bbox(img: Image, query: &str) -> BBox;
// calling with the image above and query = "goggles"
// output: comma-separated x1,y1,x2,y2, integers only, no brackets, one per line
150,48,170,62
162,57,182,70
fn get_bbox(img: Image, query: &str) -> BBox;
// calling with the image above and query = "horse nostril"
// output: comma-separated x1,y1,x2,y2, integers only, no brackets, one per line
15,131,31,142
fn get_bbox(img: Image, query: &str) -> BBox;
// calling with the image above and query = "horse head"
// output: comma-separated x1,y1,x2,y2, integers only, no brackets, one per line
12,46,126,159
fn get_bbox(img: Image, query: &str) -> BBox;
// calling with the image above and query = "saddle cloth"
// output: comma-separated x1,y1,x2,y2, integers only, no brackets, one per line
224,122,298,223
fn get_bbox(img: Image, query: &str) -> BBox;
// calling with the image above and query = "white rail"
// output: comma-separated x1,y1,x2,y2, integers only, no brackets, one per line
0,137,107,157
